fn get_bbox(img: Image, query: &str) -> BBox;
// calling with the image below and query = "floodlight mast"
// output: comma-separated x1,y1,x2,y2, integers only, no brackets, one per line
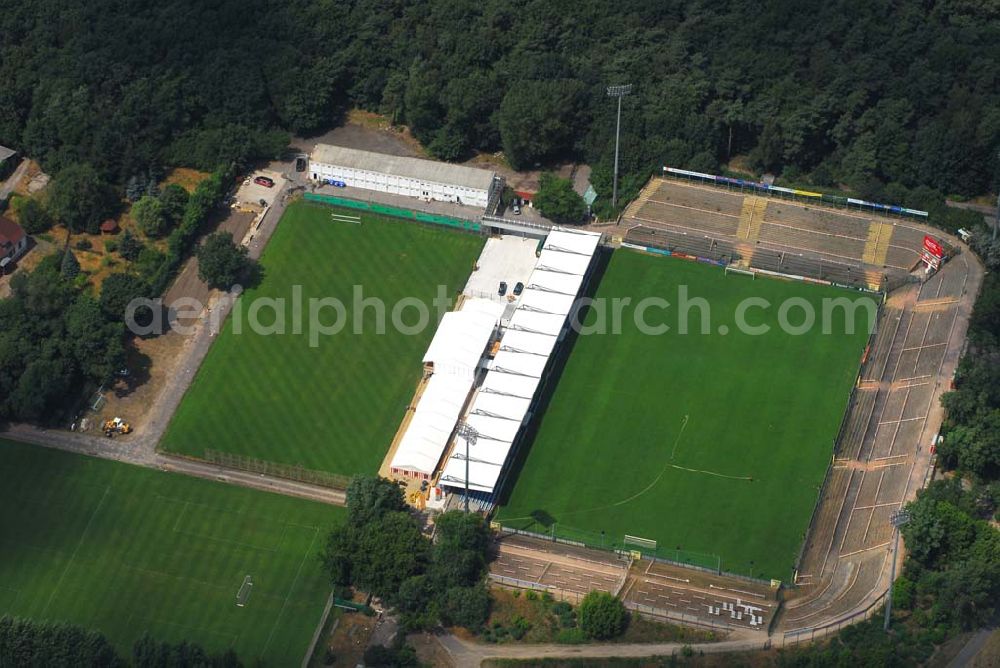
457,422,478,513
884,509,911,632
606,84,633,210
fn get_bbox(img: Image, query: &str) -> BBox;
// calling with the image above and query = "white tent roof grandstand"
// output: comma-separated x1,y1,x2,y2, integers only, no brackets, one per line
422,304,501,377
390,374,472,474
507,309,568,337
441,228,601,494
390,299,502,476
478,371,540,399
517,289,577,316
497,329,558,359
525,271,585,296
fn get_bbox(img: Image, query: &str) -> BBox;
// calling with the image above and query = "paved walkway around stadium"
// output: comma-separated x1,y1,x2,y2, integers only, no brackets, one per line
434,629,765,668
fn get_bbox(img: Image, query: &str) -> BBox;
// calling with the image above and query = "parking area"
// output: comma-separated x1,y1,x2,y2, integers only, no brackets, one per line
233,169,287,211
463,235,539,299
497,198,553,226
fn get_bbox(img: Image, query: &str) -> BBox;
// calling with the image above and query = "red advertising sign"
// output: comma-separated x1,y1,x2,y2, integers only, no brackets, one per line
923,235,944,258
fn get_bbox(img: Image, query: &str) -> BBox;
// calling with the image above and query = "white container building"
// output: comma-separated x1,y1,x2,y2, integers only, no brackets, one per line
309,144,498,210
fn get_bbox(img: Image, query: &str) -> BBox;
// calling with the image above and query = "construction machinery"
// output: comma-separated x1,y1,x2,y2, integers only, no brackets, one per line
102,417,132,437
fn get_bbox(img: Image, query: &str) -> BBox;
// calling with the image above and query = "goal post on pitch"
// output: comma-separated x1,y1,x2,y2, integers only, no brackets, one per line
236,575,253,607
623,534,658,552
724,264,755,279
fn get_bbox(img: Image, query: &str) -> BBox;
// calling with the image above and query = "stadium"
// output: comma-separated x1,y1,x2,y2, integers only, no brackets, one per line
485,171,976,636
162,162,977,637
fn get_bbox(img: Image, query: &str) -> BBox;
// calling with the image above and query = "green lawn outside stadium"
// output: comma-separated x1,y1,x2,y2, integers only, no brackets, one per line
162,202,484,476
496,250,875,581
0,439,345,664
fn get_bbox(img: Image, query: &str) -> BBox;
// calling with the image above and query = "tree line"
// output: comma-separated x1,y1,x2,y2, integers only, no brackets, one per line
0,616,241,667
323,476,492,631
0,169,235,423
1,0,998,218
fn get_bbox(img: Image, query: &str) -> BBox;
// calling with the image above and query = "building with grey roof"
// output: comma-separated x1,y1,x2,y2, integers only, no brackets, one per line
0,145,17,180
309,144,499,210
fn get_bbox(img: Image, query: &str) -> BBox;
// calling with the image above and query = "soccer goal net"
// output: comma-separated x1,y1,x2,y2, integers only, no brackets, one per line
623,534,658,551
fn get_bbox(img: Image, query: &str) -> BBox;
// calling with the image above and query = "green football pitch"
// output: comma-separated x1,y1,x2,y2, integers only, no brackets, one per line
496,250,876,580
162,202,483,475
0,439,345,663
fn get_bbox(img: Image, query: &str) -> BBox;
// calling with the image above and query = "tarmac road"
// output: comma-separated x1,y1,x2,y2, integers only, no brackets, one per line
435,629,765,668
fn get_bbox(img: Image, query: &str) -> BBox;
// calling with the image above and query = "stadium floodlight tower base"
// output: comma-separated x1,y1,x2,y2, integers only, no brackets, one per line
456,422,479,513
884,509,910,632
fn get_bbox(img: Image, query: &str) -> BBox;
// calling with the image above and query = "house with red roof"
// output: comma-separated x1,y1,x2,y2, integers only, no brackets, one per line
0,216,28,270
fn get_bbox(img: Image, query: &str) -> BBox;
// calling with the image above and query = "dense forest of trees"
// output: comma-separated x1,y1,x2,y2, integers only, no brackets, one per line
1,0,998,215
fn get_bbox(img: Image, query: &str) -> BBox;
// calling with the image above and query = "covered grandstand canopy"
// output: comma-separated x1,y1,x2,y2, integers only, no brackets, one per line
440,228,601,493
389,299,502,477
422,300,500,377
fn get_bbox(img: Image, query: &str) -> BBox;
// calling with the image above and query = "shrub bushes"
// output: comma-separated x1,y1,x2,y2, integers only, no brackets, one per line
578,591,627,640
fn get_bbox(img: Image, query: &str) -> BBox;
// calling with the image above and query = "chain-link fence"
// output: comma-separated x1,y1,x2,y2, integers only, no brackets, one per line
488,573,584,604
491,522,757,582
780,588,888,646
203,449,351,489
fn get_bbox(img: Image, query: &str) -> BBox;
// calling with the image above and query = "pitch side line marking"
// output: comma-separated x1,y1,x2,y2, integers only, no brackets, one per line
41,486,111,617
499,415,701,523
669,414,690,460
669,465,753,481
261,526,319,656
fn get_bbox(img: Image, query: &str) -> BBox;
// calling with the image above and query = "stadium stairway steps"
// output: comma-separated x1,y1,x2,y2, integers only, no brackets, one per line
862,221,894,266
737,197,755,239
745,197,768,242
733,242,756,267
737,196,768,241
865,269,884,291
624,178,660,219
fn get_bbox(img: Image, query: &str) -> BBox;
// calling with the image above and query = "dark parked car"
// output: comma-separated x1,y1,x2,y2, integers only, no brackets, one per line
498,281,508,296
295,157,306,172
513,281,524,296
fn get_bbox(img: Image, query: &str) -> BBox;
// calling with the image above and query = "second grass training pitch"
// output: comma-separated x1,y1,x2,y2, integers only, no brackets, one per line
0,439,345,663
162,202,484,476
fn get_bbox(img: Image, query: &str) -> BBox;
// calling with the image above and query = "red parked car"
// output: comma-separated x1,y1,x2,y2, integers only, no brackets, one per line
254,176,274,187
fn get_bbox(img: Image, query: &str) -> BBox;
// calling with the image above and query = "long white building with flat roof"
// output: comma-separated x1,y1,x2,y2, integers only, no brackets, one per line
309,144,499,209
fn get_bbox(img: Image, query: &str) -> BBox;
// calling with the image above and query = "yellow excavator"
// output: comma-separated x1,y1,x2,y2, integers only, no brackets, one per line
102,417,132,437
